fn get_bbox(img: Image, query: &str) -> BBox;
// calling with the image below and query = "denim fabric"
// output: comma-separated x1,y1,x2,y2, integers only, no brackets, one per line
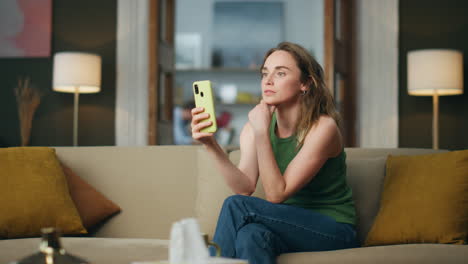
210,195,359,264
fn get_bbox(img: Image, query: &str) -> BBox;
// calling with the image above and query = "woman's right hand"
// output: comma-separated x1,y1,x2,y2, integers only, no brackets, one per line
191,107,216,145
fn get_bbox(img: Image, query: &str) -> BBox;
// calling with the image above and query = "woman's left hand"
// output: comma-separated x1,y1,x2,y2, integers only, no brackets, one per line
248,100,276,136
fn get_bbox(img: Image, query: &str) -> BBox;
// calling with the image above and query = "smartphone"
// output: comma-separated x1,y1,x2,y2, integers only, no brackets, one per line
193,80,217,133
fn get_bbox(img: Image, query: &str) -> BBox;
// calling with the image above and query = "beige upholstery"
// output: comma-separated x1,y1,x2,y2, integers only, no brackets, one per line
278,244,468,264
0,237,169,264
3,239,466,264
54,146,199,239
1,146,466,264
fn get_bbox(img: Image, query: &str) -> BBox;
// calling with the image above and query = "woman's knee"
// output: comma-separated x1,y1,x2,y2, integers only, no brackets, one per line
235,223,270,249
222,194,253,209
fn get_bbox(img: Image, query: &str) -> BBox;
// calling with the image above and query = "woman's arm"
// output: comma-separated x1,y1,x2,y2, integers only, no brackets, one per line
191,107,258,195
255,115,342,203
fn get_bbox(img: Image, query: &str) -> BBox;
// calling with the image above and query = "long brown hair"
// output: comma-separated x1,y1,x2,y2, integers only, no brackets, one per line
261,42,341,148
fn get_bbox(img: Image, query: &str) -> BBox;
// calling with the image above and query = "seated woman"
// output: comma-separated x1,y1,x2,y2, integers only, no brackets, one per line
191,42,359,264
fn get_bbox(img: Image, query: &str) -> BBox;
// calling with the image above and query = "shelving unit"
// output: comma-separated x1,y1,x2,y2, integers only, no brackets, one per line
174,0,324,146
175,68,261,146
175,67,261,106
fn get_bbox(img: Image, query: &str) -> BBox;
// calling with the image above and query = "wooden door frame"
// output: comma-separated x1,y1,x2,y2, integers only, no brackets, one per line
148,0,158,145
148,0,175,145
324,0,335,95
324,0,357,147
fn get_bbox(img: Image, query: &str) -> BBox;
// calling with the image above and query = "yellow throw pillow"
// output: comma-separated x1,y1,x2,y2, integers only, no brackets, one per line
0,147,87,238
364,150,468,246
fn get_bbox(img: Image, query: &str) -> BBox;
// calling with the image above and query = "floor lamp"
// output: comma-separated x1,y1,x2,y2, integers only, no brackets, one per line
53,52,102,146
407,49,464,150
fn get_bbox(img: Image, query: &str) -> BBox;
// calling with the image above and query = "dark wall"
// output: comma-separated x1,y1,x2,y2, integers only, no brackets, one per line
399,0,468,150
0,0,116,147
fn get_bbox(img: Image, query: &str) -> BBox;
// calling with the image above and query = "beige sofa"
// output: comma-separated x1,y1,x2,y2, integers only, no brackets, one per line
1,146,467,264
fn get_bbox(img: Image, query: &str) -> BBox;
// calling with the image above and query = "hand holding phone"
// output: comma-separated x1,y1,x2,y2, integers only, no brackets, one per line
193,80,217,133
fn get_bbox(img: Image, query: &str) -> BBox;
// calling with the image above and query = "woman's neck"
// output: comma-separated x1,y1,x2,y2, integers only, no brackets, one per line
275,102,301,138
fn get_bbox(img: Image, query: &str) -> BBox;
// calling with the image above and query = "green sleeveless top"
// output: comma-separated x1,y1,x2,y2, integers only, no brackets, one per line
269,113,356,225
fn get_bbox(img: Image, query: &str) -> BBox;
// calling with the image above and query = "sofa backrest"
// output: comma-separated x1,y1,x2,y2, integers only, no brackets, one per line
55,146,446,243
55,146,201,239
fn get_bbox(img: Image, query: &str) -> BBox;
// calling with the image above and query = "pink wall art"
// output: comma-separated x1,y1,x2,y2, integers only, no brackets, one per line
0,0,52,58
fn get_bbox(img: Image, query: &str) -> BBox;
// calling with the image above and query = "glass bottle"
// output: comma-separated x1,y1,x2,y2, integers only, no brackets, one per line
16,227,89,264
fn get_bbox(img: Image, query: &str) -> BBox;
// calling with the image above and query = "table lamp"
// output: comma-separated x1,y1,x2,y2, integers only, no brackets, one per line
53,52,102,146
407,49,463,149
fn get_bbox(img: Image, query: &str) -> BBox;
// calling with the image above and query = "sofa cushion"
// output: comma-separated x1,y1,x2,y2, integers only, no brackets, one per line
195,148,266,236
1,238,467,264
278,244,468,264
365,150,468,246
0,237,169,264
61,163,121,230
346,157,387,244
54,146,199,239
195,148,235,236
0,147,87,238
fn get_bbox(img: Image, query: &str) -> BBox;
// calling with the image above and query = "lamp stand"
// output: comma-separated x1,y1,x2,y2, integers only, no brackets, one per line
432,91,439,150
73,87,80,146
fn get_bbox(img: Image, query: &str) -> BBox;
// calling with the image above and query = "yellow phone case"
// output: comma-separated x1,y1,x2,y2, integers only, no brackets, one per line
193,80,217,133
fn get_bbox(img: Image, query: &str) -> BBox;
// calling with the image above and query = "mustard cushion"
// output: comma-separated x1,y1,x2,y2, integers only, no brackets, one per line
364,150,468,246
0,147,87,238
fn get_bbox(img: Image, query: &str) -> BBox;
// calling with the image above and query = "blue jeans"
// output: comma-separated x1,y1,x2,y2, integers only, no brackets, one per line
210,195,359,264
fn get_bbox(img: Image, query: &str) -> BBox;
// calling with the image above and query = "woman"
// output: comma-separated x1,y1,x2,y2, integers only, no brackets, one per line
191,42,359,264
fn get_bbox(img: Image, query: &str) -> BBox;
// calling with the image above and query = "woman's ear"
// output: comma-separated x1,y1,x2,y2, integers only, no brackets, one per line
300,83,308,93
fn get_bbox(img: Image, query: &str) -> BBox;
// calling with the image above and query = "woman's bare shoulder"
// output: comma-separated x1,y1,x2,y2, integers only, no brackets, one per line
308,115,339,134
304,115,342,156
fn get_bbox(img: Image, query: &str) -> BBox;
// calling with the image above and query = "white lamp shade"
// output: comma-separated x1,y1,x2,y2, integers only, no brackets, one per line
53,52,102,93
407,49,463,96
